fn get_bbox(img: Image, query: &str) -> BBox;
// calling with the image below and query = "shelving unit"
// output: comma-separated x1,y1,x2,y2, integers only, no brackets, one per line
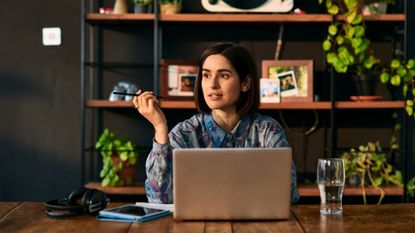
81,1,413,200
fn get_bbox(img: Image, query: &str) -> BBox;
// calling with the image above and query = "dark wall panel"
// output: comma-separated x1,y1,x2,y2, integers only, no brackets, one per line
0,0,81,201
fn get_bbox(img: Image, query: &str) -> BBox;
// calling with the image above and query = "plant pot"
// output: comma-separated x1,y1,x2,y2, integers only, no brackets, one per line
347,173,361,187
112,156,137,186
160,3,182,15
352,74,377,96
134,4,153,13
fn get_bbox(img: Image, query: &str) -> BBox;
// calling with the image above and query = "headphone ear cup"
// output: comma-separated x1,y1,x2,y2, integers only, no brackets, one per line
67,187,88,205
81,189,109,216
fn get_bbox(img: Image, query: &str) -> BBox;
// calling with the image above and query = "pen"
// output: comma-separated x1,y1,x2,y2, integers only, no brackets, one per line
113,91,163,99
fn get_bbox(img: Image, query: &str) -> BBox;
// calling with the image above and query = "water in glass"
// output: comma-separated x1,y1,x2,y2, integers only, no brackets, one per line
317,158,345,215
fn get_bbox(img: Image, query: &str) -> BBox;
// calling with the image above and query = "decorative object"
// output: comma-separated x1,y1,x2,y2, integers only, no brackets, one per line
201,0,293,13
160,0,182,14
113,0,128,14
319,0,415,118
261,60,313,102
132,0,153,13
341,141,415,204
95,129,139,187
160,59,198,99
260,78,280,103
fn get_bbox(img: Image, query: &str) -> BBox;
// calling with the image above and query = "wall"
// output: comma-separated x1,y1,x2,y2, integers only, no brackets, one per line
0,0,81,201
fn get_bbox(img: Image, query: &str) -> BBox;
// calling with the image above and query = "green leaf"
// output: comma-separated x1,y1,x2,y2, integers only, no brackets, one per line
319,0,324,4
323,40,332,51
390,75,401,86
354,25,365,37
346,11,357,23
403,84,408,97
325,0,332,7
374,177,383,187
351,38,363,49
326,52,337,64
328,5,339,15
336,35,344,45
407,59,415,69
406,106,414,116
397,66,408,77
351,14,363,25
390,59,401,69
380,72,389,83
102,177,110,187
117,162,123,170
346,26,355,39
328,24,338,36
120,152,128,161
407,100,414,106
345,0,358,9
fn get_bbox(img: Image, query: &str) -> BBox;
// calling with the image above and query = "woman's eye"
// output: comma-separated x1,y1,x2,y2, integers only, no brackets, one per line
202,73,210,79
220,73,230,79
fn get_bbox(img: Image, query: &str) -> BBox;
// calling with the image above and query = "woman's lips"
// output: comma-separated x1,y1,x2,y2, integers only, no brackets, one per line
207,93,223,100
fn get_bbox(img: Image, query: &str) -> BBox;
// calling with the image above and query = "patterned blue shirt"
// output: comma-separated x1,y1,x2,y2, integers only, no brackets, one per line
145,113,300,204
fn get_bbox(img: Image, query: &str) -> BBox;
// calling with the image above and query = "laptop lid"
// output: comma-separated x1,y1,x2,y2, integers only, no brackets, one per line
173,148,292,220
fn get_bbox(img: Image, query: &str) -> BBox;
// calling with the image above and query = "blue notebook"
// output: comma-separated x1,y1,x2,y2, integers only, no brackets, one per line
97,204,170,222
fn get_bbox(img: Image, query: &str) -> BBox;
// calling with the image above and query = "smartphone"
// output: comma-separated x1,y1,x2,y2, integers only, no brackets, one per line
98,205,170,222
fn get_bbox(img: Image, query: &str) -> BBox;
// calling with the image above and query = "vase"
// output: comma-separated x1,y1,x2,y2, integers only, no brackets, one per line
113,0,128,14
160,3,182,15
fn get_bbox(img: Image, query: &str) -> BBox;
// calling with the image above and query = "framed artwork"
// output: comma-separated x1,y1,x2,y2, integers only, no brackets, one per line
261,60,313,102
160,60,198,99
260,78,280,103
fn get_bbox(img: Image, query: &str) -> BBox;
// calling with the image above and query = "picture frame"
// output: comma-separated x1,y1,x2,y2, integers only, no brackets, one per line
260,78,280,103
160,59,198,99
261,60,313,102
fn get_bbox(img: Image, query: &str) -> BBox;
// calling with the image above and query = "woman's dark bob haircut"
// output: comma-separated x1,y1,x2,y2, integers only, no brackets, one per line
194,42,260,115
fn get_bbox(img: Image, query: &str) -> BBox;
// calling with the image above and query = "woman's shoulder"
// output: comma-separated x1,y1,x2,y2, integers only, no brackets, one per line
249,113,283,131
171,113,204,133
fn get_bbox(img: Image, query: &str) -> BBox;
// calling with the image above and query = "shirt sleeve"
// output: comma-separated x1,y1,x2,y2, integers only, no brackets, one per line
263,118,300,203
144,127,187,204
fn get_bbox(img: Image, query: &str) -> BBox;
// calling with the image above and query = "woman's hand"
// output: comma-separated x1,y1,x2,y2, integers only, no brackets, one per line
133,90,168,144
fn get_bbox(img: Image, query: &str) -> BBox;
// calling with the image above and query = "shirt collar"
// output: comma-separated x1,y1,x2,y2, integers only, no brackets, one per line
203,113,251,147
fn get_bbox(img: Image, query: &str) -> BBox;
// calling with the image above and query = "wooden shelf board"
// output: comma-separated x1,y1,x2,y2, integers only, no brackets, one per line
336,101,404,109
160,14,332,23
85,99,404,110
85,13,404,24
85,13,155,23
299,185,403,197
85,182,146,195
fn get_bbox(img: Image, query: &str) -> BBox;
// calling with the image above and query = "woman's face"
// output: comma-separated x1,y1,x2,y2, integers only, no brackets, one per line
201,54,245,113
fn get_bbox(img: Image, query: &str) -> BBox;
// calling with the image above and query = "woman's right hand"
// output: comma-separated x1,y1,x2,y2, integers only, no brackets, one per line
133,90,168,144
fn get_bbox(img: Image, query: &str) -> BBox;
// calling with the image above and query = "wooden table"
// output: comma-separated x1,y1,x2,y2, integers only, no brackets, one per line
1,202,415,233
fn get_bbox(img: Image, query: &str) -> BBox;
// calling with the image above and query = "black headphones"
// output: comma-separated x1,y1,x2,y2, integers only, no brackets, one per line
45,187,109,218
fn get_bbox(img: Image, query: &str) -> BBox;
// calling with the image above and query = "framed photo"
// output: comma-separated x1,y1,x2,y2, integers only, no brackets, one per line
260,78,280,103
160,60,198,99
262,60,313,102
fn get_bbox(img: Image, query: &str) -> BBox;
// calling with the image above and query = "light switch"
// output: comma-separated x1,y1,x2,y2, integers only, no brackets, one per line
42,27,61,46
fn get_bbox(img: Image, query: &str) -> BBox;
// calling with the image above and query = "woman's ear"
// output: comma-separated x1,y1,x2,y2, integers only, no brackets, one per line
241,76,251,92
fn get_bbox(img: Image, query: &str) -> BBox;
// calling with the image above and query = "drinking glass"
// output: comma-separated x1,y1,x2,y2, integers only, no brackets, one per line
317,158,345,215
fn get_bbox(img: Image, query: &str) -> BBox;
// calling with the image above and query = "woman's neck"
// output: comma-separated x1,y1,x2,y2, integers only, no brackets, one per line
211,110,240,133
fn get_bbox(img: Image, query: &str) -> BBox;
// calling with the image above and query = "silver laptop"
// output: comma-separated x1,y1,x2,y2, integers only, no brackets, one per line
173,147,292,220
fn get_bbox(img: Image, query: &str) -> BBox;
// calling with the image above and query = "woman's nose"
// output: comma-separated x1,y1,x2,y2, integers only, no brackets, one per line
209,76,220,88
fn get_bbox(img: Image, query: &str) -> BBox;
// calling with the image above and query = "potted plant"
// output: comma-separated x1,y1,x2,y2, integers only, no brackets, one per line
132,0,154,13
95,128,139,187
159,0,182,15
341,141,415,204
319,0,415,117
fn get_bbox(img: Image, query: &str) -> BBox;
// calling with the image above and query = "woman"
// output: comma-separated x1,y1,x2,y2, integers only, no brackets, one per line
133,42,299,204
